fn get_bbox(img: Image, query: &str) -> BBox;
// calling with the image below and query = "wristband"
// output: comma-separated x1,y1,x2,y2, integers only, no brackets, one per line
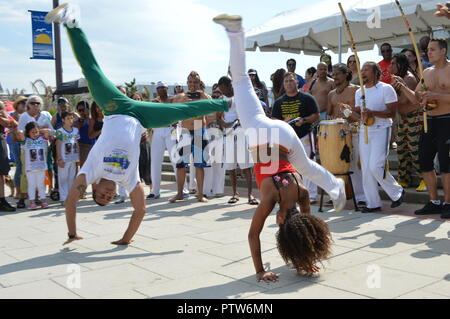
343,108,352,118
68,233,77,239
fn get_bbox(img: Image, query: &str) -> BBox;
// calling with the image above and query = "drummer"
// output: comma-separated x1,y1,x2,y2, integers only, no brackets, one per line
271,72,320,204
327,63,367,206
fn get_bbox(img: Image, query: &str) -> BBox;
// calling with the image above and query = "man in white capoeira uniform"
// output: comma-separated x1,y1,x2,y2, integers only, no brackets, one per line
357,62,405,212
212,15,346,212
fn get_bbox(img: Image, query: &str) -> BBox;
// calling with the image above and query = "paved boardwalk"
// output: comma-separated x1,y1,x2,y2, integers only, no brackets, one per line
0,181,449,299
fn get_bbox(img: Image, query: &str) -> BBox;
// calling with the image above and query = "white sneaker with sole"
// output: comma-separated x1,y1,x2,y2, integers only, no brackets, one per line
212,14,242,32
45,2,79,28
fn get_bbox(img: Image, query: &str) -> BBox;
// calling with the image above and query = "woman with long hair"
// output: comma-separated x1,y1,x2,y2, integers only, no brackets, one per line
88,101,104,140
401,48,420,81
214,14,346,282
347,55,360,85
248,68,269,106
301,67,317,93
271,68,286,101
390,53,424,191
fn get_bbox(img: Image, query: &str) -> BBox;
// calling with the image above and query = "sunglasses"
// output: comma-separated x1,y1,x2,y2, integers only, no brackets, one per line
77,108,85,112
348,60,356,64
29,102,41,105
381,50,392,53
287,63,295,66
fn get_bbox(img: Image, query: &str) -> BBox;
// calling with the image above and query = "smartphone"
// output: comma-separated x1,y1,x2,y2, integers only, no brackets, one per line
188,92,201,99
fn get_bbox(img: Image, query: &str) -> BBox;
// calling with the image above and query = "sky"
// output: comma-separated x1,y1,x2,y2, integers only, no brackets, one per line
0,0,382,94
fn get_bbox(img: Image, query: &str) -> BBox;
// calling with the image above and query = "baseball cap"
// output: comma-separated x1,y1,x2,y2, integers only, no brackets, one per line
247,68,257,75
156,81,168,88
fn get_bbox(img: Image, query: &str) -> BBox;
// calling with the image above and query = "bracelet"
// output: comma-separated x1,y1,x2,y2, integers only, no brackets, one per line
68,233,77,239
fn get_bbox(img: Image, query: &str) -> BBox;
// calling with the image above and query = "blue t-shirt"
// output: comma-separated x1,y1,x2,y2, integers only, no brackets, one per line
78,119,96,145
296,73,306,89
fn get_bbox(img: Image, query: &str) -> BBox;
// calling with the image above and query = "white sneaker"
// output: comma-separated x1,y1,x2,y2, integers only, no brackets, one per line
212,14,242,32
332,178,347,212
45,2,79,28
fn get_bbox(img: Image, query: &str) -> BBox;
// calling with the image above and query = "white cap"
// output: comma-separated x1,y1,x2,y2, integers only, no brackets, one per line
156,81,168,88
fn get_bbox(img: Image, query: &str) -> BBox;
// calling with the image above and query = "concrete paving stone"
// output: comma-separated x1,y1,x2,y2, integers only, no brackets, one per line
0,225,45,240
246,281,370,299
17,230,96,246
30,219,101,233
307,263,439,299
0,251,19,267
135,271,265,299
4,243,88,261
396,289,448,299
332,233,427,256
0,237,36,252
200,240,277,263
132,251,234,280
75,221,136,237
380,219,450,242
63,239,172,270
0,279,81,299
324,246,387,271
213,258,310,291
130,234,224,253
412,238,450,255
0,254,89,287
138,223,209,240
192,226,251,245
420,279,450,297
375,249,450,279
52,264,167,299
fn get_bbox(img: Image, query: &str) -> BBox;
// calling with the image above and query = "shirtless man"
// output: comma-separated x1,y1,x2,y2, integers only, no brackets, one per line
310,62,335,120
327,64,366,206
395,39,450,219
170,71,211,203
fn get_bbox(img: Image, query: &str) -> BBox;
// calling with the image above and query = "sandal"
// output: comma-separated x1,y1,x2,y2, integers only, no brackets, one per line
228,196,239,204
248,197,259,205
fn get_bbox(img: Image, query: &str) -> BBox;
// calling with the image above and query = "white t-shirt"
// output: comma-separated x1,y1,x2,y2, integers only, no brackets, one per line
355,82,398,129
78,114,143,193
56,127,80,163
22,136,49,172
223,97,238,124
18,111,54,135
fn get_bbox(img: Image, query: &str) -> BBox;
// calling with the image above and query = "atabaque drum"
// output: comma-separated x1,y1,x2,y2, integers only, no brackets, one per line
318,119,353,199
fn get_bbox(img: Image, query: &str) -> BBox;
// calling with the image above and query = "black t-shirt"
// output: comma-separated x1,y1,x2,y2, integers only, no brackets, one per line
271,92,319,139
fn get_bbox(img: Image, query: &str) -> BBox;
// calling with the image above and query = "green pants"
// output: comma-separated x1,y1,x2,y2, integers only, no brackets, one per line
397,110,423,185
66,26,228,128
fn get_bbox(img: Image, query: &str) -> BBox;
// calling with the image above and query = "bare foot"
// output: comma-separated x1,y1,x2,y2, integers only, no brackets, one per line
197,195,208,203
169,194,184,203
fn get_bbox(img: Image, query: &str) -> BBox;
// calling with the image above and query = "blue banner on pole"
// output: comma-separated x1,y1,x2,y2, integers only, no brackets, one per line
29,10,54,60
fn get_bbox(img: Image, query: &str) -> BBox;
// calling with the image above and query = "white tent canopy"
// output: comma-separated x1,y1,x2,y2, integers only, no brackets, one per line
245,0,450,55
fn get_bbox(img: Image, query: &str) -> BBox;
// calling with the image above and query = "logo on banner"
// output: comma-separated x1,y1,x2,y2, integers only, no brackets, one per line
29,10,54,60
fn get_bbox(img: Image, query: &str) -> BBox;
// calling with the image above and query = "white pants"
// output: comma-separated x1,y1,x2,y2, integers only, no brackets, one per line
300,134,318,199
204,135,226,196
58,162,76,201
223,128,254,170
227,30,341,200
26,171,46,201
118,184,128,198
350,133,366,203
151,127,178,196
359,126,403,208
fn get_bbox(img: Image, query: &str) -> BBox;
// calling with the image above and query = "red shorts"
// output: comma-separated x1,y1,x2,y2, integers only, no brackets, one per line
254,160,297,189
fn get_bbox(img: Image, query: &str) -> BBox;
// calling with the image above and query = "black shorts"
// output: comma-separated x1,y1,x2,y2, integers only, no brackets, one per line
0,137,10,175
419,114,450,173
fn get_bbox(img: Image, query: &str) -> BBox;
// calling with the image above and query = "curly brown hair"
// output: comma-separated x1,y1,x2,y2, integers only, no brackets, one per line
276,210,333,273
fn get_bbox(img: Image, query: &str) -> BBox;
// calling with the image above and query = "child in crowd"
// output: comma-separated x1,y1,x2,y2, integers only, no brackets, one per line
23,122,50,210
56,112,80,205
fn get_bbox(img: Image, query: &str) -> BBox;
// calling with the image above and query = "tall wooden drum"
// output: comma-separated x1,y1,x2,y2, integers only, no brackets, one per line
318,120,353,199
